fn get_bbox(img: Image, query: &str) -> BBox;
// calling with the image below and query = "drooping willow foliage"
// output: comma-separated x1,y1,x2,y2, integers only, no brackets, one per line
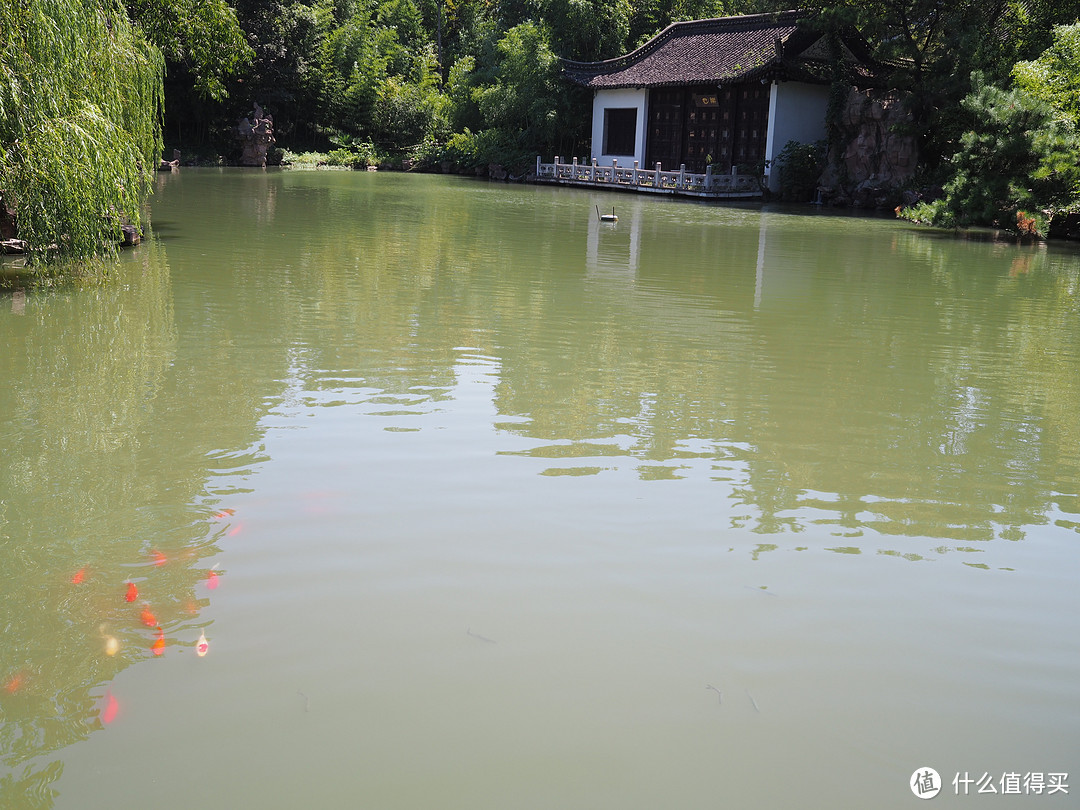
0,0,164,260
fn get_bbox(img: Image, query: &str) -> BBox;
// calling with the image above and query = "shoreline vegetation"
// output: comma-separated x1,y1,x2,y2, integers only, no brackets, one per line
3,0,1080,265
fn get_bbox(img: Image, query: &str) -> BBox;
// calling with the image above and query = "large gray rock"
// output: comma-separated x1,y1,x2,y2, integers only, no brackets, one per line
236,103,275,167
819,89,918,207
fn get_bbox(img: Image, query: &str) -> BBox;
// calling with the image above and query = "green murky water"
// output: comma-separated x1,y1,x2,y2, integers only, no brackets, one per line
1,169,1078,808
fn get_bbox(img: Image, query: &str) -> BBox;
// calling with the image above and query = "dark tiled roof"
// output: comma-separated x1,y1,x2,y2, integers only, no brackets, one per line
562,10,829,88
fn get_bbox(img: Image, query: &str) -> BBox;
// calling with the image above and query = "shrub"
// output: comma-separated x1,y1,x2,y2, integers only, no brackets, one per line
441,128,531,173
899,73,1080,234
775,140,827,202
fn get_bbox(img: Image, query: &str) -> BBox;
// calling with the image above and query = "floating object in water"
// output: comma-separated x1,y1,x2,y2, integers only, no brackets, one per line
151,550,168,567
598,205,618,222
125,582,138,602
71,568,86,584
744,585,777,597
140,607,157,627
104,636,121,656
101,691,119,724
152,627,165,656
196,631,208,657
746,689,760,713
467,627,496,644
706,684,722,705
206,570,220,590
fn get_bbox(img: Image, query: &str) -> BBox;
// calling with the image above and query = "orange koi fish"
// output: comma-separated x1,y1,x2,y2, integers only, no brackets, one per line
71,568,86,584
125,582,138,602
151,550,168,567
206,570,220,590
213,508,236,519
227,523,243,537
101,691,119,724
152,627,165,656
3,672,23,694
140,607,157,627
196,631,209,657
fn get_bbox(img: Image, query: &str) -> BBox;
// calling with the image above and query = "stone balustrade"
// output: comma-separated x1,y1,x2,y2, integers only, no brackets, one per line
535,156,762,199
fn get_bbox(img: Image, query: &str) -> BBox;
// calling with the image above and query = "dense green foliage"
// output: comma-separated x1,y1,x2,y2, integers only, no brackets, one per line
144,0,781,168
127,0,252,101
1013,22,1080,126
775,140,827,202
3,0,1079,261
145,0,1077,219
0,0,164,259
901,23,1080,232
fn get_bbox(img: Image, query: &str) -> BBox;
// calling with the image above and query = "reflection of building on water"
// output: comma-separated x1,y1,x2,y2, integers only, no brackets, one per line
583,202,807,311
754,215,767,310
586,200,642,277
752,212,818,311
584,201,806,309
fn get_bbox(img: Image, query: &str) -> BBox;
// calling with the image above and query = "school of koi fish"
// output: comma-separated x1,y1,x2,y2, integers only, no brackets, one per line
2,508,238,726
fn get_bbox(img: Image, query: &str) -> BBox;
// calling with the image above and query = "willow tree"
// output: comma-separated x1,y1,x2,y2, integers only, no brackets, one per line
0,0,164,260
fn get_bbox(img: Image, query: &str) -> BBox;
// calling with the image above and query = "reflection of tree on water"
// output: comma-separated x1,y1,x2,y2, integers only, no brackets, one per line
492,210,1080,546
0,239,275,808
264,177,1079,548
2,172,1078,804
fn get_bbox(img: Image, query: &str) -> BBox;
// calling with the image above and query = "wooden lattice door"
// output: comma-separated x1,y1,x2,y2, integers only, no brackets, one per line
646,88,684,171
682,87,721,174
730,83,770,170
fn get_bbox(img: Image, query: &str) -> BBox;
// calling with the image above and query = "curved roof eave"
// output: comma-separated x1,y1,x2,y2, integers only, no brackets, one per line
560,10,810,90
560,9,806,73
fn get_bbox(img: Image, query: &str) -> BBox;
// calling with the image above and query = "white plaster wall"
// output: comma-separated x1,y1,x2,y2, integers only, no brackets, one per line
591,87,649,167
763,82,831,192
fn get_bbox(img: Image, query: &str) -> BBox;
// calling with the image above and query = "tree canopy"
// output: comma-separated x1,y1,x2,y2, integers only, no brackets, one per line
901,21,1080,232
3,0,1079,262
0,0,164,260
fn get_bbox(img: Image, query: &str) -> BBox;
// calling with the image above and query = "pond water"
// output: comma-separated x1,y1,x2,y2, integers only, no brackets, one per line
1,169,1079,808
